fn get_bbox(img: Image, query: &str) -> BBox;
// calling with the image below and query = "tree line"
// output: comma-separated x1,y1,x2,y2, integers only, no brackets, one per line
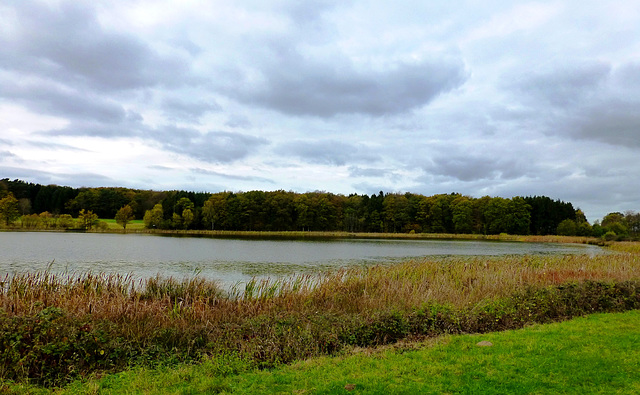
0,178,636,238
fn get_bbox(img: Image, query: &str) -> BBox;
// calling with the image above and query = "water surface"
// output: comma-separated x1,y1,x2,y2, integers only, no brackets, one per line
0,232,602,287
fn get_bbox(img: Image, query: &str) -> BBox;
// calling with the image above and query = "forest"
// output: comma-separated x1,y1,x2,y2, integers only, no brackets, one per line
1,178,637,238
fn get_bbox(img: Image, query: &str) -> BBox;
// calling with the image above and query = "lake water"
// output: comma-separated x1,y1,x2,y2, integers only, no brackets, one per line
0,232,603,288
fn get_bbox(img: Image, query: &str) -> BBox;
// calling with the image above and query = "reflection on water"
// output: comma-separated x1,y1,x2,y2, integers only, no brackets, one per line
0,232,604,288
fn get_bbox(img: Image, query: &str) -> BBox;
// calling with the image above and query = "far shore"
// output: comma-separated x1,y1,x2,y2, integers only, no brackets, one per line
0,226,607,245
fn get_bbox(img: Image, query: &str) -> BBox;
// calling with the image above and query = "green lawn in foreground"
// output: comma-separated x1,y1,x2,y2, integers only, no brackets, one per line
18,310,637,394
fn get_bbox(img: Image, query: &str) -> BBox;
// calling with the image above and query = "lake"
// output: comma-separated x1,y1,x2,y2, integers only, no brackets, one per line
0,232,603,288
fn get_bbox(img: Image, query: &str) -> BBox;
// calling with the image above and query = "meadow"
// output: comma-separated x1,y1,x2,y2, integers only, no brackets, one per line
99,219,146,231
0,241,639,391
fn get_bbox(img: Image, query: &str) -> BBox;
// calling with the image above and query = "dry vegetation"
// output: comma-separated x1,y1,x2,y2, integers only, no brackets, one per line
90,229,606,246
1,242,639,387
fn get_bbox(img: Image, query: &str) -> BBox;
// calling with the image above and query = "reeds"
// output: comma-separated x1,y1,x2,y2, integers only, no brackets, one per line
2,251,639,324
83,228,604,245
2,251,639,323
1,243,639,387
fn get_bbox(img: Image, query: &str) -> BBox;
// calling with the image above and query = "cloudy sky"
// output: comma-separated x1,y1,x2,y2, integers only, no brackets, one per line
1,0,639,222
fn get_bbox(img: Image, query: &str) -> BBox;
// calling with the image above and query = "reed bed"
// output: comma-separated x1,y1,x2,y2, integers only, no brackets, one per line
90,228,604,245
5,253,634,320
1,243,640,387
606,241,640,254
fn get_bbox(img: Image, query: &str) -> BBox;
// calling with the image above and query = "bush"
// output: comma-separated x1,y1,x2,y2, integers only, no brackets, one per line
341,311,410,347
604,231,618,241
0,307,114,387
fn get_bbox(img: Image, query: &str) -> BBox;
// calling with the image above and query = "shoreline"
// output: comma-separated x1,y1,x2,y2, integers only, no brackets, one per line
0,227,606,245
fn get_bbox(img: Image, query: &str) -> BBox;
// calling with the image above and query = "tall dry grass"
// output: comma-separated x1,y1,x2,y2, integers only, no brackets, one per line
2,251,638,331
91,228,604,245
606,241,640,254
303,253,639,311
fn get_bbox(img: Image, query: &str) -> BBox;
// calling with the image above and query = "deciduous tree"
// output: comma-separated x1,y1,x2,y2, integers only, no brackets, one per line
115,205,135,230
506,197,531,235
0,193,20,226
143,204,164,229
78,209,99,230
202,194,227,230
452,196,473,234
556,219,578,236
181,208,194,229
39,211,53,229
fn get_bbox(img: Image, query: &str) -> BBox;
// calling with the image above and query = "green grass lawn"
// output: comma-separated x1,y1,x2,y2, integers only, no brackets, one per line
100,219,145,231
9,309,637,394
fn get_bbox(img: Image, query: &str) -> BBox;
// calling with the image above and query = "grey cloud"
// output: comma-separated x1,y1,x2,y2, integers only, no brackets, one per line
190,168,274,184
2,1,193,92
507,61,640,148
348,166,395,178
36,108,143,138
2,77,127,123
423,155,527,182
512,62,611,107
565,63,640,148
568,101,640,148
41,119,269,162
167,36,203,57
0,166,55,182
283,0,343,44
26,140,88,152
285,0,341,27
481,171,640,223
161,97,221,123
53,172,116,188
225,115,252,129
147,165,175,171
42,121,137,138
0,151,17,159
0,166,113,187
229,47,468,117
152,127,269,163
275,140,379,166
611,63,640,88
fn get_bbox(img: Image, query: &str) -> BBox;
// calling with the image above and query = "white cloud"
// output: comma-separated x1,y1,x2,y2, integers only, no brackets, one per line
1,0,640,222
464,2,562,43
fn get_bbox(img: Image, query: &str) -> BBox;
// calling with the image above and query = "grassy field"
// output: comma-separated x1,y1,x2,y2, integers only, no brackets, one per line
0,242,639,391
5,310,640,394
100,219,145,231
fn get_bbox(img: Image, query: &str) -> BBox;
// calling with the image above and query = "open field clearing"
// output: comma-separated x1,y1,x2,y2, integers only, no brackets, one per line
100,219,146,231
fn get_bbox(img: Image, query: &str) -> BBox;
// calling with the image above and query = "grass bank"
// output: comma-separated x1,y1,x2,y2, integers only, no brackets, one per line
1,243,639,388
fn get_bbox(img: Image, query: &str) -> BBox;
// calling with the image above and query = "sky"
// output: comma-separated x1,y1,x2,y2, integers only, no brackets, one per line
1,0,639,223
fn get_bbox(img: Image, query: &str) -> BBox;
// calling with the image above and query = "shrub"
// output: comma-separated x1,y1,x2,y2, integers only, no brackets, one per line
604,231,618,241
0,307,114,387
341,311,410,347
